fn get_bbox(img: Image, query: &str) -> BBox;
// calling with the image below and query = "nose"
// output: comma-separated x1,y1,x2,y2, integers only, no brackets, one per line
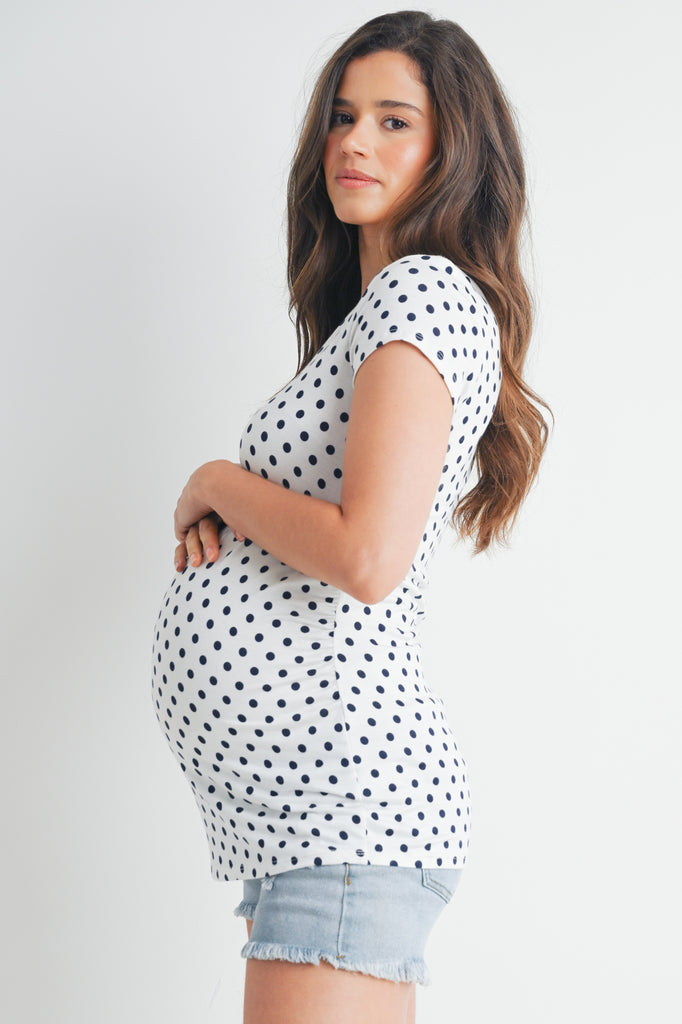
339,118,372,157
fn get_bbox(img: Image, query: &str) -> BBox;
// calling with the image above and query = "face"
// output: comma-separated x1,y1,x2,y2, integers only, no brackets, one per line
323,50,437,241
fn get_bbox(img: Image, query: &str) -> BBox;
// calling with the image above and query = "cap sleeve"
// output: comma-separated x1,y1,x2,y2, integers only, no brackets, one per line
350,254,493,406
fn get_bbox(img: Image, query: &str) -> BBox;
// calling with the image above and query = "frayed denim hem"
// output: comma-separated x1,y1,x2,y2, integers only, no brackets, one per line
233,899,259,919
240,940,431,986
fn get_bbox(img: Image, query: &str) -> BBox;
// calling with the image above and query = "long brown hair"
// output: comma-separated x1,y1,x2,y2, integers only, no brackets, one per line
286,10,551,552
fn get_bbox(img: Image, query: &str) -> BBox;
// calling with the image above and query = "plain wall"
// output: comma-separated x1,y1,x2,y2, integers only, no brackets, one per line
1,1,680,1021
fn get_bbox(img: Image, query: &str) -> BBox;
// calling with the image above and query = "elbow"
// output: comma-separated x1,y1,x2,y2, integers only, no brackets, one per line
346,547,406,606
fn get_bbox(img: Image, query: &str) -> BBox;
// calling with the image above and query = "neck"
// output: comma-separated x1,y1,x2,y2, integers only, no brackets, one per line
358,226,389,294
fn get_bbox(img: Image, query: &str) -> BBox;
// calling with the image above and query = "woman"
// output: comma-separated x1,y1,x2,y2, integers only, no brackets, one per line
152,10,549,1023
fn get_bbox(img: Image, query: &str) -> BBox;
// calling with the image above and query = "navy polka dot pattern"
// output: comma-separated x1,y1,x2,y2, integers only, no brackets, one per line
152,255,501,881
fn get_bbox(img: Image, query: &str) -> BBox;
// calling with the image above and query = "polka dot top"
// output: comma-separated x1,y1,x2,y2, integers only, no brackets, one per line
152,254,501,881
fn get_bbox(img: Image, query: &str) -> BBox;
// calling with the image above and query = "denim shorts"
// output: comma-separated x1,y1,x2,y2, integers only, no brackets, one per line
233,862,463,986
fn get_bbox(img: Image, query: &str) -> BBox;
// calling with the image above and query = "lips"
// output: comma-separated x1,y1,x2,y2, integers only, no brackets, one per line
338,168,379,182
335,168,380,190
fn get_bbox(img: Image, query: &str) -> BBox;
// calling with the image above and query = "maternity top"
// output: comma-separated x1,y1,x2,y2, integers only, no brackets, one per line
152,254,501,881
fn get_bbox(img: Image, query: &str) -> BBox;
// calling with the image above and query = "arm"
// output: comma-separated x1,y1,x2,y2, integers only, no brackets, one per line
175,340,453,605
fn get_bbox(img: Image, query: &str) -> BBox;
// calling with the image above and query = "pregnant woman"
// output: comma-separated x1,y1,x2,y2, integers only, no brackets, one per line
152,11,549,1023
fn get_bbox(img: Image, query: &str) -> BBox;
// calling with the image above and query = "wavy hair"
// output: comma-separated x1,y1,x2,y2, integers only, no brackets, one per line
286,10,551,552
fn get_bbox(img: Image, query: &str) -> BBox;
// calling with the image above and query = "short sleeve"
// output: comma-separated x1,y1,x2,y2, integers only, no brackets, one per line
349,253,494,407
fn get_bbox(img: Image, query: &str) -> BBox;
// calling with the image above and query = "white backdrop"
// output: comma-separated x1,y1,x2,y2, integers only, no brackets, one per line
1,2,680,1022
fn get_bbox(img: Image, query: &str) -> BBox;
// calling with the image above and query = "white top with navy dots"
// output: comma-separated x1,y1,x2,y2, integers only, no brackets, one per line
152,254,501,881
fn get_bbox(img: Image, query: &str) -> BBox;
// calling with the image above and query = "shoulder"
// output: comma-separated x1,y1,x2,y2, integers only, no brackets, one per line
363,254,471,299
354,253,498,342
346,255,500,406
359,254,495,327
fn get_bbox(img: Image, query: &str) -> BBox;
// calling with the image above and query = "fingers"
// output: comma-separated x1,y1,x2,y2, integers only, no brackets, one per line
174,514,246,571
185,524,202,567
198,515,220,563
174,540,187,572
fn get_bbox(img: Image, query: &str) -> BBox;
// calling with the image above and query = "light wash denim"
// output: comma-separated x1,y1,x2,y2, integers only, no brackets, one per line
233,861,463,985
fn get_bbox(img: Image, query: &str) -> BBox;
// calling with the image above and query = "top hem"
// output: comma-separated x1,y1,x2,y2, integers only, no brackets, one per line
211,850,467,883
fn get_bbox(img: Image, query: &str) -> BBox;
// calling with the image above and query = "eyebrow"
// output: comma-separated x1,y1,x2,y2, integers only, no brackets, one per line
332,97,425,117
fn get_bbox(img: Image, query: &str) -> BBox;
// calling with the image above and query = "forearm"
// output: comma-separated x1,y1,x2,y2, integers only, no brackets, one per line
197,459,366,597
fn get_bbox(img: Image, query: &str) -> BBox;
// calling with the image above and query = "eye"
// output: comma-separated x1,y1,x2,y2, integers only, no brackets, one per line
385,116,409,130
330,110,353,127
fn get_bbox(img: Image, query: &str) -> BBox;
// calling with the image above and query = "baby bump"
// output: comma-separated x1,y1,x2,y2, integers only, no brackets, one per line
151,537,341,765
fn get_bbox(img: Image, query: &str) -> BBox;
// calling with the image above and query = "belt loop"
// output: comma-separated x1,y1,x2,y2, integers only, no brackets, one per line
345,864,351,886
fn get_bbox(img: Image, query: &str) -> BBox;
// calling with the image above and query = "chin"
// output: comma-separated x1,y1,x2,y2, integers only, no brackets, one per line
331,201,384,228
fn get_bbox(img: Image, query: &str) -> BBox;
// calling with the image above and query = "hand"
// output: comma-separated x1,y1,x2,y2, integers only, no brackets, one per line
173,463,246,571
174,512,245,571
